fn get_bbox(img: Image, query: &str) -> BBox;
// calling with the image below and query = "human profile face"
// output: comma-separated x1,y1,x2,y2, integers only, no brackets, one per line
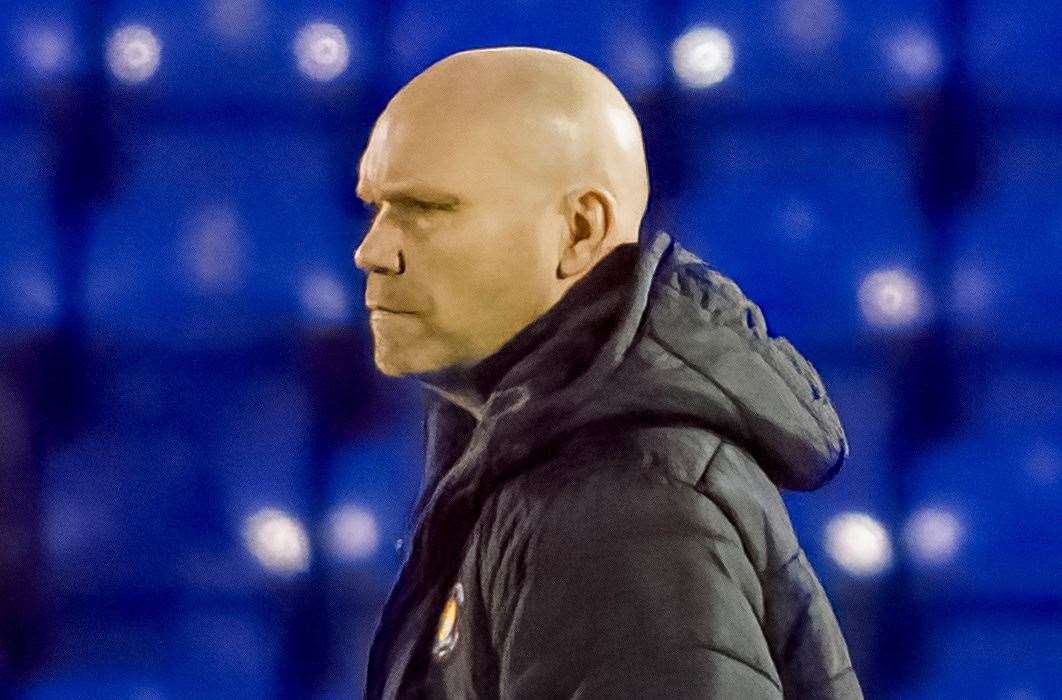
353,109,563,377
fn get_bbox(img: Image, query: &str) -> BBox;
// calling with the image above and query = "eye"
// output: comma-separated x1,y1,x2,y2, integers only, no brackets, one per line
395,197,435,212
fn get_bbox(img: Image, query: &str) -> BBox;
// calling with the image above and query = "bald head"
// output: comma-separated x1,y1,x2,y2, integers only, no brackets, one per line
383,48,649,243
354,47,650,377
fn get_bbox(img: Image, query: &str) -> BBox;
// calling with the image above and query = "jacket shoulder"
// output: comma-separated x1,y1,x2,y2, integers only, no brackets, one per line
480,427,861,698
478,436,787,697
474,429,751,638
483,424,801,583
506,425,801,573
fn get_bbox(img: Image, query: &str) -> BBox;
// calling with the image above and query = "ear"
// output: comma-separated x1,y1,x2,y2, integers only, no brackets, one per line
557,187,616,279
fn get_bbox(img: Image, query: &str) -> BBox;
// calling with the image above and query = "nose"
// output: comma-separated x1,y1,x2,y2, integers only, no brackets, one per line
353,216,405,275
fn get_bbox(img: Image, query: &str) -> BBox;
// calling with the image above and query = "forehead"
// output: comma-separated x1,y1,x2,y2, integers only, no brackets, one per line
357,110,500,200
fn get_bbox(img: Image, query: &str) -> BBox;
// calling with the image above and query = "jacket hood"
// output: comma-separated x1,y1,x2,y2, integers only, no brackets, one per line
442,229,849,495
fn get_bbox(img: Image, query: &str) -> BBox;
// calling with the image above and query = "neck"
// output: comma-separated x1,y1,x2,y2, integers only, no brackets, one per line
418,361,490,420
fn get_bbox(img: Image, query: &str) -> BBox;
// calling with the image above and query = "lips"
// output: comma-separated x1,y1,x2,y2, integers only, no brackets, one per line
367,299,403,312
369,305,416,315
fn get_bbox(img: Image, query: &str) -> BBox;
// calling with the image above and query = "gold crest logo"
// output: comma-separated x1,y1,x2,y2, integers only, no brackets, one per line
432,581,464,661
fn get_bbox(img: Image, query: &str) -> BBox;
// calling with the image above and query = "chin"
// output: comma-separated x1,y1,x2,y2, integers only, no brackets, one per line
374,348,452,377
374,352,414,377
374,360,408,378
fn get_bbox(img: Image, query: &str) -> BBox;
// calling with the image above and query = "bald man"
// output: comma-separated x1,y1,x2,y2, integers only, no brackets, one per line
355,48,862,699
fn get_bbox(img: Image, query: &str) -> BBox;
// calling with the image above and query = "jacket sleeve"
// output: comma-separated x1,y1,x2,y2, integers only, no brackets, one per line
487,467,785,699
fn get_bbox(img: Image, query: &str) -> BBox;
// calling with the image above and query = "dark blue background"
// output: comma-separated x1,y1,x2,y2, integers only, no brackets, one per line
2,1,1060,698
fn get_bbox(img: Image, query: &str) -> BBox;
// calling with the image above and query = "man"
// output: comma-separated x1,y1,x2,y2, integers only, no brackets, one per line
354,46,862,699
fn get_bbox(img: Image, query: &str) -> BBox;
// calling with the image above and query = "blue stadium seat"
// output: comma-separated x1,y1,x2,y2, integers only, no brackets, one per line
42,348,313,594
102,0,377,98
82,128,356,350
0,127,60,333
38,353,304,698
905,430,1062,601
956,365,1062,437
674,0,948,106
321,424,426,699
0,1,83,93
43,428,162,593
949,127,1062,352
324,404,424,582
673,124,930,346
967,0,1062,107
782,363,899,584
897,613,1062,699
168,609,279,698
385,0,665,96
23,671,172,700
205,364,314,551
146,352,317,587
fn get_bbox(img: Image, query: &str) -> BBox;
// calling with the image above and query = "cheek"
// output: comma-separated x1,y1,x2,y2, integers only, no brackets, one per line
405,211,434,235
418,211,559,331
436,252,554,341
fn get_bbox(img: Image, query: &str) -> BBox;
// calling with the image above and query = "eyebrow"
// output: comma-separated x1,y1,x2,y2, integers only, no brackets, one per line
356,182,461,211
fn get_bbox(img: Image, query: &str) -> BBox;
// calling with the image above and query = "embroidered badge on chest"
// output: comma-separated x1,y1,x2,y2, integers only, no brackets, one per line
432,581,464,661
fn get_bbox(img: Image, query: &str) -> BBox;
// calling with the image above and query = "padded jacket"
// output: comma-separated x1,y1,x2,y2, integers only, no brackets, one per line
364,229,863,699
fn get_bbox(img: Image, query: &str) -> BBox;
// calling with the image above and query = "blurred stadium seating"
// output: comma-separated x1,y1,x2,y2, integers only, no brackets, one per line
949,126,1062,352
673,123,930,346
385,0,665,94
0,127,59,334
81,128,355,350
2,1,1060,698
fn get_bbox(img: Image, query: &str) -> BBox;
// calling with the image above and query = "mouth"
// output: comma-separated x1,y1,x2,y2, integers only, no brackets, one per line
369,307,417,316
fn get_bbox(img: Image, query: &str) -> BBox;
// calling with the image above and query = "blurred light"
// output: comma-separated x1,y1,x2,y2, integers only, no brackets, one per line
44,495,113,561
858,266,926,329
242,507,310,574
11,269,59,320
776,0,843,50
298,271,351,324
776,196,816,240
17,26,73,76
106,24,162,84
671,25,734,89
949,261,994,320
824,512,893,576
1025,441,1061,485
325,503,380,562
207,0,266,43
1005,689,1041,700
884,28,943,88
180,205,248,295
293,22,350,82
903,507,963,565
131,688,165,700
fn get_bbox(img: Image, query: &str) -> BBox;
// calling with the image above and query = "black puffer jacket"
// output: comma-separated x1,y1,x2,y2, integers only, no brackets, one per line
364,230,863,699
